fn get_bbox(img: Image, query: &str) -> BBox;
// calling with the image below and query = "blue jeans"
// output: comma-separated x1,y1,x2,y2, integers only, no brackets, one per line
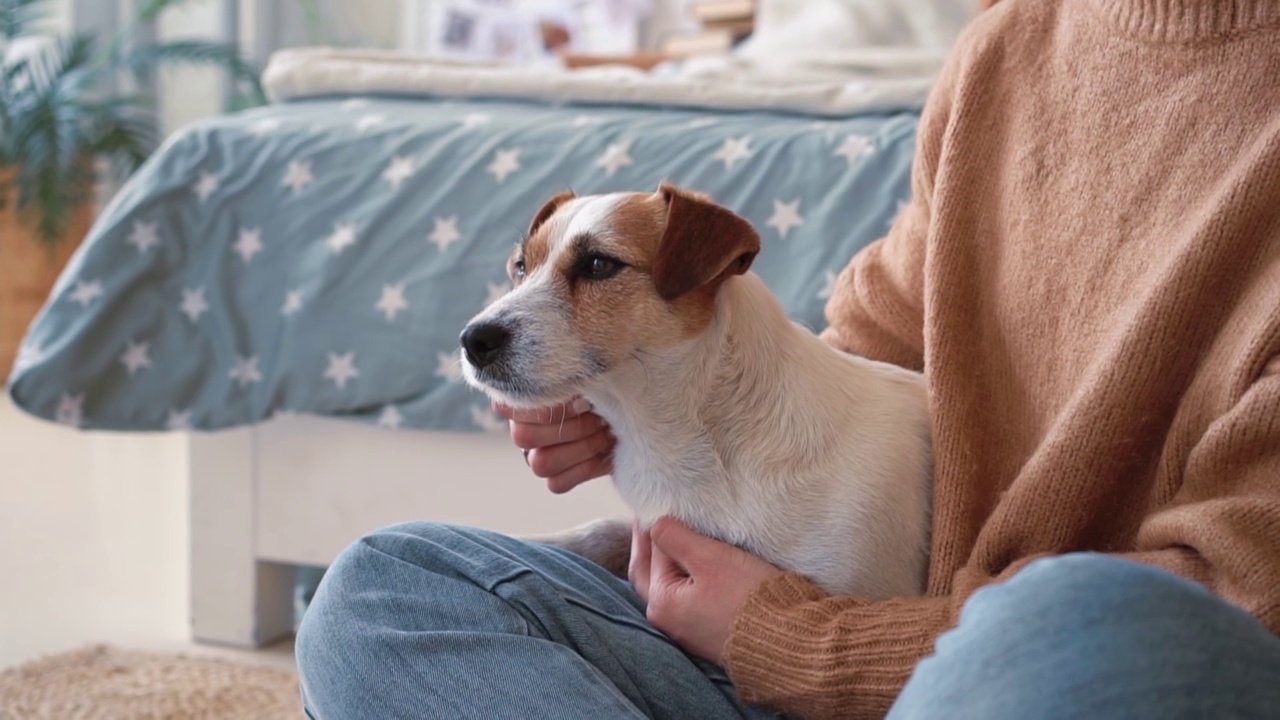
296,522,1280,719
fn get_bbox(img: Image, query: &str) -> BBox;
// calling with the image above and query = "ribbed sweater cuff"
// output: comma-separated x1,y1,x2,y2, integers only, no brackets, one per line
724,573,952,719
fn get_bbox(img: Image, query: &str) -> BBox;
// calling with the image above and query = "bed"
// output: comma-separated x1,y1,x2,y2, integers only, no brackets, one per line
6,1,976,648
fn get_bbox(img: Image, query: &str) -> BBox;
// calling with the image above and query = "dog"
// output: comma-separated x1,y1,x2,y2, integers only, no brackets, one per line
459,182,932,599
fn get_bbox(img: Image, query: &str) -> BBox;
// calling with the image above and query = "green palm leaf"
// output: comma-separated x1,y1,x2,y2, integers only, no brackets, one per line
122,39,265,105
0,0,46,41
0,0,265,248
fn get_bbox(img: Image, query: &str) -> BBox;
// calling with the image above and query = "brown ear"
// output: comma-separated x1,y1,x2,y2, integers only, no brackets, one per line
528,190,576,236
651,182,760,301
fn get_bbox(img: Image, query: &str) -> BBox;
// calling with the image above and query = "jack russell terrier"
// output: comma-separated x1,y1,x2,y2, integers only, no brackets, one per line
460,183,932,599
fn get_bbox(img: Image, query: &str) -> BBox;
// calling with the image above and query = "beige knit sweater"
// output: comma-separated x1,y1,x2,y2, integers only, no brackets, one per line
722,1,1280,718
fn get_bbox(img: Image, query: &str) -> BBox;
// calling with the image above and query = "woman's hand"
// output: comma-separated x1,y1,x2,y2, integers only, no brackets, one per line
630,517,786,665
494,397,615,494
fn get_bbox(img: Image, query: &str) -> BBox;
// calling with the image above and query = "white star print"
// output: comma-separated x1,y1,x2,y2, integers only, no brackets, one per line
487,148,521,183
119,341,152,375
233,227,263,263
166,408,192,430
55,393,83,427
712,136,753,170
249,118,282,137
127,220,160,254
835,134,874,166
13,341,44,374
470,404,507,433
595,141,633,177
283,160,314,195
324,352,359,389
817,270,838,301
194,171,219,203
376,283,409,321
429,215,461,252
382,155,415,190
355,114,385,132
766,199,804,240
436,351,463,382
327,222,358,255
340,98,370,111
484,281,508,307
179,287,208,323
229,355,262,388
459,112,490,128
377,405,403,429
69,279,102,307
282,289,304,317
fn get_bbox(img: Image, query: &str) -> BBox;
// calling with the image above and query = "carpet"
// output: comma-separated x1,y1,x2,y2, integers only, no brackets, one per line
0,645,301,719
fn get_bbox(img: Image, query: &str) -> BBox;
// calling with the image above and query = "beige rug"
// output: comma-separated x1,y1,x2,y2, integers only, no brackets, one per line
0,645,301,719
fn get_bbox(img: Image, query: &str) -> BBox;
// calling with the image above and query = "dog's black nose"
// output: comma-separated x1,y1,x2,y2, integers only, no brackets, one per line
461,323,511,368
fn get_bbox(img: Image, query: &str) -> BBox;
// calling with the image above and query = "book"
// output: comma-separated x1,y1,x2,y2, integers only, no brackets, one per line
661,28,736,56
691,0,756,24
701,16,754,39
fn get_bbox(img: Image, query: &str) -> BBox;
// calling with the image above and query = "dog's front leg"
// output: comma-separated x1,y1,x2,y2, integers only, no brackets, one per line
522,517,632,580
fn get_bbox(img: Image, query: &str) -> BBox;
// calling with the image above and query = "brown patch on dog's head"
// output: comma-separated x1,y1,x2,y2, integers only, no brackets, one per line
651,182,760,301
529,189,576,237
552,184,761,369
512,189,576,282
465,185,761,405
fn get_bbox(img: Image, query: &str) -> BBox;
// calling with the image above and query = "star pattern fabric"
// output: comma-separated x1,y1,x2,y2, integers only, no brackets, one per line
430,216,461,252
376,284,409,321
7,97,918,432
766,199,805,240
128,221,160,254
324,352,359,389
194,171,220,203
234,228,264,263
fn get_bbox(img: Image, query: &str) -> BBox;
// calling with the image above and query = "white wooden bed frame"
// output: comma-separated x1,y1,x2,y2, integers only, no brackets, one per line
189,415,627,647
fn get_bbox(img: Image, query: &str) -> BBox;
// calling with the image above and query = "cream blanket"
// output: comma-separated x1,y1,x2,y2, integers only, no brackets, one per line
261,45,947,117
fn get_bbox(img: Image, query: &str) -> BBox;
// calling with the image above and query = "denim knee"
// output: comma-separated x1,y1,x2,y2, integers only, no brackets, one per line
295,523,456,692
963,552,1224,626
890,553,1280,720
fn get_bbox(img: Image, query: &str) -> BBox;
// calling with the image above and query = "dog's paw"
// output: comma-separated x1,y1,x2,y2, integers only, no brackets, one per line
523,517,632,579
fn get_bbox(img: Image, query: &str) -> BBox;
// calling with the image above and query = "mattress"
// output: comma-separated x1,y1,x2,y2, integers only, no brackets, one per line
7,95,916,432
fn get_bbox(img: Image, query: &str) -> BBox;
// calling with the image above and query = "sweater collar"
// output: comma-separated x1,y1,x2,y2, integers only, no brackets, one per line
1089,0,1280,42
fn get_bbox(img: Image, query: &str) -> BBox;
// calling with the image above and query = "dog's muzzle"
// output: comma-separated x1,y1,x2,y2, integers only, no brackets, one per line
460,322,511,369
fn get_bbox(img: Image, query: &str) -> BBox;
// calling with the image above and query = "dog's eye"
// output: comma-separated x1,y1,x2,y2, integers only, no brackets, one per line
581,254,623,281
513,259,526,281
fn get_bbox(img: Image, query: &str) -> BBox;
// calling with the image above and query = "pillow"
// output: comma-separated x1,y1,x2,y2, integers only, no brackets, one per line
736,0,977,60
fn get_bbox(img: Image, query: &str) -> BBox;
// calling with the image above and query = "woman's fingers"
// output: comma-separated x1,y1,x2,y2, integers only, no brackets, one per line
509,411,606,450
544,452,615,494
526,427,615,480
630,519,652,604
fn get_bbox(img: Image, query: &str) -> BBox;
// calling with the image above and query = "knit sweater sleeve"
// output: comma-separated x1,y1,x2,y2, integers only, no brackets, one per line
724,365,1280,720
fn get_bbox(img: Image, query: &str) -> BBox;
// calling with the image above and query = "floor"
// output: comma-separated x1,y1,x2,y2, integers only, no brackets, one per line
0,396,294,672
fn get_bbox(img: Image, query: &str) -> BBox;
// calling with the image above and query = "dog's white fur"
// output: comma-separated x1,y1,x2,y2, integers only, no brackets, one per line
462,189,932,598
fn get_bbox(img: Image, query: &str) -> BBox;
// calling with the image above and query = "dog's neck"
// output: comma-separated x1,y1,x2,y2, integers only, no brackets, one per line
584,273,841,532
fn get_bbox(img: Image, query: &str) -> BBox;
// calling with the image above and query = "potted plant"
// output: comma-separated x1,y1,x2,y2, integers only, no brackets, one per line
0,0,263,377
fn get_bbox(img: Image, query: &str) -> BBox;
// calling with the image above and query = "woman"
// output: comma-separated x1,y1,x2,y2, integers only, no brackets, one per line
296,1,1280,717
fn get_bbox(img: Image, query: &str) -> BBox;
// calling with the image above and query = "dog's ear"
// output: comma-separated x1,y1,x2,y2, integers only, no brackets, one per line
651,182,760,301
528,190,576,237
